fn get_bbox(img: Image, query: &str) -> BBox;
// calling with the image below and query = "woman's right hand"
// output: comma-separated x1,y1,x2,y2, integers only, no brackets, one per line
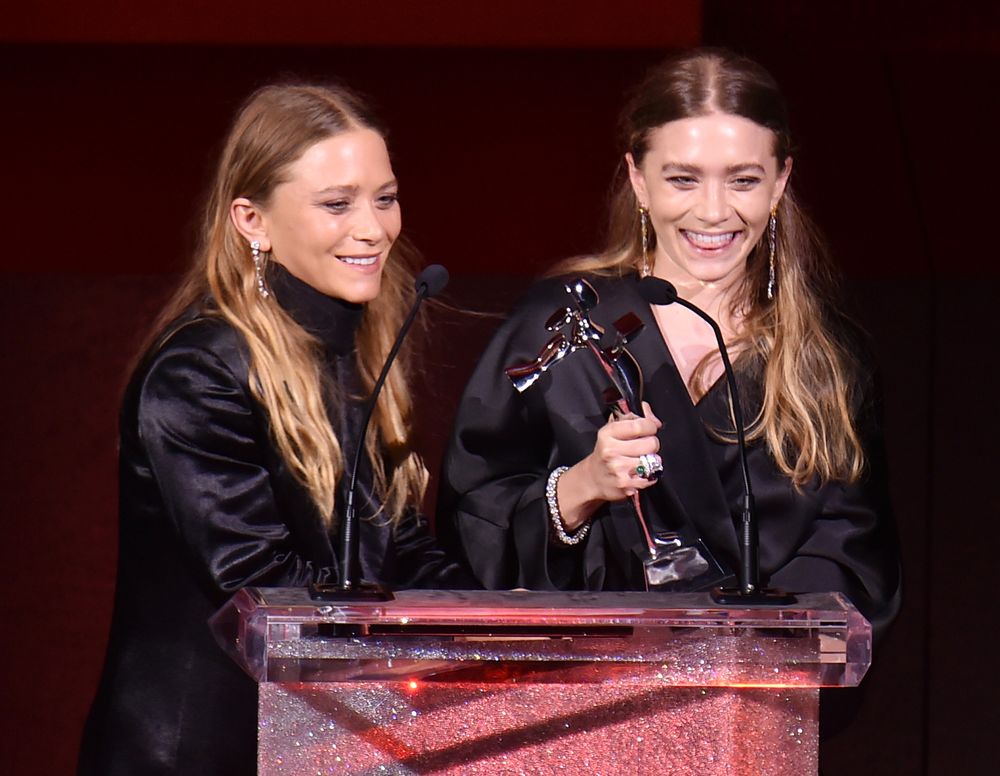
554,402,662,531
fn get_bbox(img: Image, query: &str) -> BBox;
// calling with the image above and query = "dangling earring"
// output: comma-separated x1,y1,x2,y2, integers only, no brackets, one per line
251,240,270,298
639,206,652,277
766,207,777,300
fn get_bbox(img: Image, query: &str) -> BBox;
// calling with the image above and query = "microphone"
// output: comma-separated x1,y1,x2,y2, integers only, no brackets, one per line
637,276,795,605
311,264,450,601
416,263,449,298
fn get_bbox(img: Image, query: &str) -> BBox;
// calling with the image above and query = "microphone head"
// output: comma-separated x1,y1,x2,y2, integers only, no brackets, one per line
637,276,678,306
415,264,449,298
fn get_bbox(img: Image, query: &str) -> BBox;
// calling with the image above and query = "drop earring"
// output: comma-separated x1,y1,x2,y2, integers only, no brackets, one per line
767,208,777,300
639,206,652,277
251,240,270,298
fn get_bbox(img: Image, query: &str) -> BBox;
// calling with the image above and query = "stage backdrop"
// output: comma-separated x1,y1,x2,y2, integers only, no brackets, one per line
2,2,997,774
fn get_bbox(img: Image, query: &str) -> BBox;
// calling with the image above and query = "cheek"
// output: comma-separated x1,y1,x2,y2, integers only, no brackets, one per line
384,211,402,241
309,216,348,246
736,193,775,225
650,194,688,225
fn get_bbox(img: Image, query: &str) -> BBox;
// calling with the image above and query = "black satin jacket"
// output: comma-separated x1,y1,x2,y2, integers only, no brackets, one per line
439,274,901,638
79,268,471,775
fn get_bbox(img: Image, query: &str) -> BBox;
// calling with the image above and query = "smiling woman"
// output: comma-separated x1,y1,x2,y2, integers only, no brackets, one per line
77,83,473,776
438,49,900,656
628,113,792,397
232,128,402,303
626,114,791,295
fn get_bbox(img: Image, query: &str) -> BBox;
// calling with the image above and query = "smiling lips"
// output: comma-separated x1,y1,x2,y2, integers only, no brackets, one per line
338,255,379,266
682,230,740,250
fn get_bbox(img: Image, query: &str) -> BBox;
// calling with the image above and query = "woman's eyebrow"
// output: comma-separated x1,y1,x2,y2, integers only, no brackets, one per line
659,162,768,174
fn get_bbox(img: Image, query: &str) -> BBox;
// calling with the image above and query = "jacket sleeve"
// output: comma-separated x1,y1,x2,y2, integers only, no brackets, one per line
134,333,339,598
388,507,482,589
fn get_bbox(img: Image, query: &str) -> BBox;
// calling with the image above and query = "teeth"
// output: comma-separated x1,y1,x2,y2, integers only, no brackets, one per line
340,256,377,266
686,231,736,247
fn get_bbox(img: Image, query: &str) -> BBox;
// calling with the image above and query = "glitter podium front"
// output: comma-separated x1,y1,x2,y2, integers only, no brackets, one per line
211,589,871,775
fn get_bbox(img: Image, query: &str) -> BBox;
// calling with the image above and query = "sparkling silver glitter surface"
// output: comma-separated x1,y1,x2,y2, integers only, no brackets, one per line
208,589,864,775
259,681,818,775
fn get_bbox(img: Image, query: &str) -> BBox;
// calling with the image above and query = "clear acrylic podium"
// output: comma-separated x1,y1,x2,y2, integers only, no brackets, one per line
211,588,871,775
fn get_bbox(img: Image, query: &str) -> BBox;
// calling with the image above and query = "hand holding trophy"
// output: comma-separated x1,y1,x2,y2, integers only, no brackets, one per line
505,278,726,590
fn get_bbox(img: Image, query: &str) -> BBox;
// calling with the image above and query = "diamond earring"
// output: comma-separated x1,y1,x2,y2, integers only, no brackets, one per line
767,209,777,300
639,206,652,277
251,240,269,298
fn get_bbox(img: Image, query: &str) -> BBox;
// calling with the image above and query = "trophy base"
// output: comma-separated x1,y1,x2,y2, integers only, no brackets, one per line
643,533,733,591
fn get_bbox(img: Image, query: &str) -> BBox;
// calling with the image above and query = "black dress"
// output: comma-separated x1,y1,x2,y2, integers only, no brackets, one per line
79,266,471,775
438,273,901,638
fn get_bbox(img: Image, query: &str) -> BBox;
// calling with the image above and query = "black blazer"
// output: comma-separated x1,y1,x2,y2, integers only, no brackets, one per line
438,274,901,637
80,311,470,776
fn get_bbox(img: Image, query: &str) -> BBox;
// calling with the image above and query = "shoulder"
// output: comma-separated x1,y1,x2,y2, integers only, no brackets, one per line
827,309,879,389
819,302,874,357
121,312,271,458
508,275,575,315
126,314,253,422
505,271,638,325
141,315,248,380
155,314,246,361
804,306,884,427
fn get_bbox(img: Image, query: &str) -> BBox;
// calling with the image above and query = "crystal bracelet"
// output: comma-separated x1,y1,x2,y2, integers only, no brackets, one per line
546,465,592,545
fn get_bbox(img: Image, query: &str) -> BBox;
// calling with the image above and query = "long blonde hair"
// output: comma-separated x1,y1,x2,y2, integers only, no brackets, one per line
559,49,865,486
144,83,427,526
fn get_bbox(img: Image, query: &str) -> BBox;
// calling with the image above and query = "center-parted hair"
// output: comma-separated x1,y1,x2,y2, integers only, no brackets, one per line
145,83,427,525
560,49,866,486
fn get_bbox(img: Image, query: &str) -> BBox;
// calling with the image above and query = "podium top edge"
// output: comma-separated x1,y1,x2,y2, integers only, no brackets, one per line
231,588,866,629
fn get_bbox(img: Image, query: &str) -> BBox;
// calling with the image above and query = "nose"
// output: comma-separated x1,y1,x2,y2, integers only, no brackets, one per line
351,201,388,244
692,180,731,224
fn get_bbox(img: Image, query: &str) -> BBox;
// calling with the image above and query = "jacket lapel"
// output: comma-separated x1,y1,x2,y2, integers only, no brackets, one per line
593,276,741,567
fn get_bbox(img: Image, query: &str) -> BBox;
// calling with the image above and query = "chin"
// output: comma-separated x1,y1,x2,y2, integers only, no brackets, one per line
305,267,380,302
679,255,751,286
334,282,382,304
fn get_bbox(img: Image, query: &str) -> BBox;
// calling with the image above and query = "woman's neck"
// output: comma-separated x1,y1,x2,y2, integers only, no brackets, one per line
648,269,746,399
656,274,744,339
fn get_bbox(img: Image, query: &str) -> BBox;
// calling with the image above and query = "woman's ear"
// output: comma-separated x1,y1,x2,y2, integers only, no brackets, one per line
230,198,270,251
626,153,649,207
771,157,793,210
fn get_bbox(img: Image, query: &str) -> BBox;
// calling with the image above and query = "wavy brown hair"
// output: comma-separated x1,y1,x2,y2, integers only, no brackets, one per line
559,49,865,485
144,83,427,525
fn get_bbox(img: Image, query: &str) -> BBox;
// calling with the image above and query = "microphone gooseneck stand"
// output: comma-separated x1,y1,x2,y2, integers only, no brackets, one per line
310,264,450,602
637,276,796,606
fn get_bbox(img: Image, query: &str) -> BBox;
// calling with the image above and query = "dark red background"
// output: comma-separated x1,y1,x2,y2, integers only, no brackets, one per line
2,2,997,773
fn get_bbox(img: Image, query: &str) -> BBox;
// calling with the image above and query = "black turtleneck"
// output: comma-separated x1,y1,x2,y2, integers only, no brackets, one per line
265,261,382,531
267,262,364,357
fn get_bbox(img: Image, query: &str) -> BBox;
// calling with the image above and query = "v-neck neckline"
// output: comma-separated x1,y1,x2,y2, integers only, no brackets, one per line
647,300,737,408
589,274,742,568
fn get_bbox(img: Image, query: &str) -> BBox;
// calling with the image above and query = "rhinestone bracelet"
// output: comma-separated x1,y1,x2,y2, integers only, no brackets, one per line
546,465,592,545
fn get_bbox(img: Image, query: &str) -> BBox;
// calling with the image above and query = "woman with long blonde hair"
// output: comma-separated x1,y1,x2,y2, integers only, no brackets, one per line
79,83,470,775
440,49,900,639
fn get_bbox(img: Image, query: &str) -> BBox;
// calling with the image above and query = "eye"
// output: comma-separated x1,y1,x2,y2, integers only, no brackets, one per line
376,192,399,209
666,175,697,189
730,176,762,190
322,199,350,213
